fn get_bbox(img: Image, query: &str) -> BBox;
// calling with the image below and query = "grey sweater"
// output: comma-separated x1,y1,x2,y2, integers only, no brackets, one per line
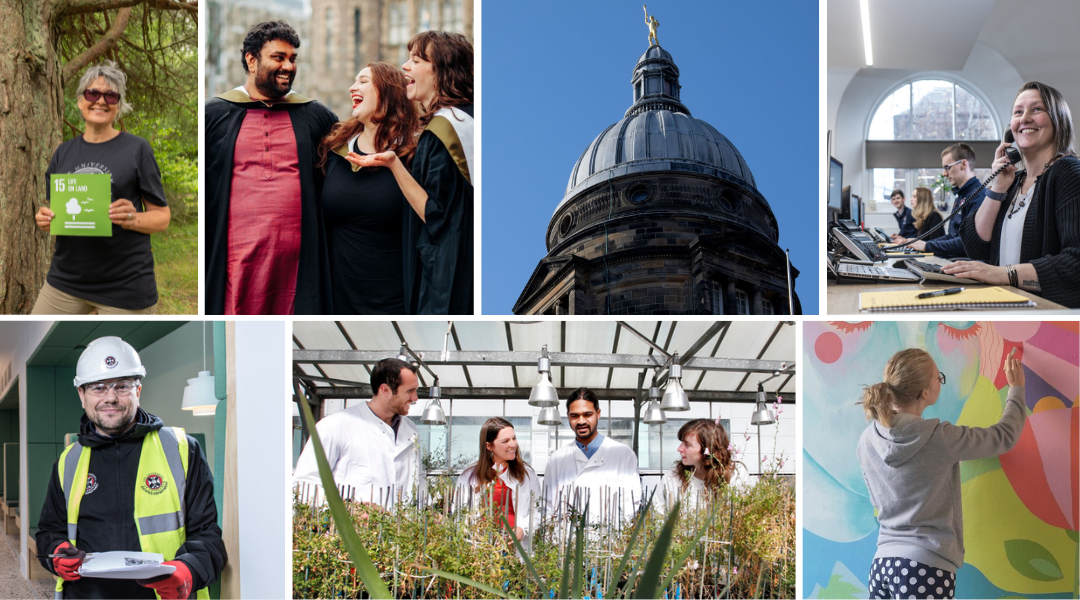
856,386,1027,572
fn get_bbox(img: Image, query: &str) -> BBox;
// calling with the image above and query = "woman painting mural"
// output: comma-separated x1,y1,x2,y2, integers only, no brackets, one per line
857,348,1026,599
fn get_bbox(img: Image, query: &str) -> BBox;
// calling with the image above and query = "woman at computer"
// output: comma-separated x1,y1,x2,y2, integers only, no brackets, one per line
942,81,1080,308
891,187,944,245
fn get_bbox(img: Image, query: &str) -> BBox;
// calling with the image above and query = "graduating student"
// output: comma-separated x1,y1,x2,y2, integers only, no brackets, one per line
348,31,474,314
316,62,419,314
205,21,338,315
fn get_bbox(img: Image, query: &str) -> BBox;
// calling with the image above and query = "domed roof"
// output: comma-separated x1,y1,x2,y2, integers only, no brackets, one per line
560,45,757,206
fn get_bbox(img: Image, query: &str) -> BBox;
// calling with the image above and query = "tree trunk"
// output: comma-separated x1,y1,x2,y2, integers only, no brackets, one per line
0,0,63,313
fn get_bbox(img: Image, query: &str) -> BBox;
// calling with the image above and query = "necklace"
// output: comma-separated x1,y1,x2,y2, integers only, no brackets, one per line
1008,158,1056,219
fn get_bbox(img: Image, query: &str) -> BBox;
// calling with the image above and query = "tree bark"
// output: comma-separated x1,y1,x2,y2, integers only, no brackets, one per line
0,0,63,313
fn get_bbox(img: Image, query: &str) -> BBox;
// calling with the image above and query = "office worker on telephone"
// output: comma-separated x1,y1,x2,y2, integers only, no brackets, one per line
942,81,1080,308
894,144,986,257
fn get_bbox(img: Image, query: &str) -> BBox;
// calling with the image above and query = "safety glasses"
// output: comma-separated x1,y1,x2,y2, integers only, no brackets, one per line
83,89,121,105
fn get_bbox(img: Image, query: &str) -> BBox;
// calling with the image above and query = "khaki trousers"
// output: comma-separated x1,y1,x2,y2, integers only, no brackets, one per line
30,281,157,315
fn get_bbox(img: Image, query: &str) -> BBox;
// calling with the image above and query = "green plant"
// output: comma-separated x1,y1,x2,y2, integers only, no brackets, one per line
293,412,796,599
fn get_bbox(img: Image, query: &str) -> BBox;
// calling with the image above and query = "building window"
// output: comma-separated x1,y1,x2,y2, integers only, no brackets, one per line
419,0,435,32
866,79,998,215
762,300,774,315
869,80,997,141
442,0,463,32
325,7,334,71
735,289,750,315
389,0,409,62
709,281,723,314
353,9,362,73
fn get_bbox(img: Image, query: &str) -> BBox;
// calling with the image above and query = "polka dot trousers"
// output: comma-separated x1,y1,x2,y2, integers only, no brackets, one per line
868,557,955,599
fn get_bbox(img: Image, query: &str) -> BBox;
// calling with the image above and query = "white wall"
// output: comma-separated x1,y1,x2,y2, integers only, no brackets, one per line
138,321,218,467
830,42,1024,205
13,322,53,575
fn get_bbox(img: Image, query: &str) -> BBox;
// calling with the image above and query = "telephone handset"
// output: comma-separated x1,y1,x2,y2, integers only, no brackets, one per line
1003,128,1022,166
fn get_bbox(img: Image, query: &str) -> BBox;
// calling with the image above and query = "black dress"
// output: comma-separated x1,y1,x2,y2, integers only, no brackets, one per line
322,141,407,314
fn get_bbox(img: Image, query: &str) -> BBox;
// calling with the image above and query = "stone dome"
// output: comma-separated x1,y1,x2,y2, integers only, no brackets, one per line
561,45,757,206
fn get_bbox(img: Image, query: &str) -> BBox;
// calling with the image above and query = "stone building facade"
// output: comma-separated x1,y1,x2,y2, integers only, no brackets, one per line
205,0,470,120
305,0,472,119
514,45,801,315
205,0,310,98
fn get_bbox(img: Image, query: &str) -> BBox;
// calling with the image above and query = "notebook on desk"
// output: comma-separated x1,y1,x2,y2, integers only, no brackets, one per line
859,287,1037,312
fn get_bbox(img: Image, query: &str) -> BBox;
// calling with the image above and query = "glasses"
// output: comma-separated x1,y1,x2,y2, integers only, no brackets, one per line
84,379,138,397
937,371,947,385
942,159,964,174
83,89,121,105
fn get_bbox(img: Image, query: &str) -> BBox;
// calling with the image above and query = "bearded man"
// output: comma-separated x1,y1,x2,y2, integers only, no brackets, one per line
205,21,338,315
36,336,225,599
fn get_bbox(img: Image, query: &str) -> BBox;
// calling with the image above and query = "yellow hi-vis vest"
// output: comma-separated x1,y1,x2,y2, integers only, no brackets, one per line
55,427,210,600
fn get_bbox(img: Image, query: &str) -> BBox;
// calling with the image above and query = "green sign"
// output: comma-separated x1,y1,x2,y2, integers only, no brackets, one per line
49,174,112,237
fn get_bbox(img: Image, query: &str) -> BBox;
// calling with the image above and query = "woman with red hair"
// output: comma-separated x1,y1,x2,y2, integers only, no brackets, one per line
317,62,419,314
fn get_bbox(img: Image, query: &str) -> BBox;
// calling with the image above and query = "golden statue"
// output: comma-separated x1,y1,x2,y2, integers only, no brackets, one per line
644,5,659,46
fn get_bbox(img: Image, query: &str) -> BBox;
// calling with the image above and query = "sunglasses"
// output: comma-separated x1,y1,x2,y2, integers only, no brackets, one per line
83,89,121,105
937,371,947,385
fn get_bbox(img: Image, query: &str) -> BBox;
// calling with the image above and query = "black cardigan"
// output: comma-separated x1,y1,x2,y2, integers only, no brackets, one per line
915,211,944,240
960,155,1080,308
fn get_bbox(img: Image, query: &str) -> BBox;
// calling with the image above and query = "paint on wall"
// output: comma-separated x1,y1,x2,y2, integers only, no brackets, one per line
803,321,1079,599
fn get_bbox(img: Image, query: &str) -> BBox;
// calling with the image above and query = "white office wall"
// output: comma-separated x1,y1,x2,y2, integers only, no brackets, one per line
830,42,1024,203
139,322,218,467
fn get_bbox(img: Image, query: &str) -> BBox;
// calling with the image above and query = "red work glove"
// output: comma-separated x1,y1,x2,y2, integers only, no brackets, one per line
52,541,85,581
137,560,193,600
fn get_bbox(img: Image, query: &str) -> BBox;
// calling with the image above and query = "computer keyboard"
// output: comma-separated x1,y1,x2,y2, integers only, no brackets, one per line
905,259,944,274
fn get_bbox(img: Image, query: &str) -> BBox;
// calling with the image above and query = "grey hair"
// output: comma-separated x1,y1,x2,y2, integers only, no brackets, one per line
75,60,133,118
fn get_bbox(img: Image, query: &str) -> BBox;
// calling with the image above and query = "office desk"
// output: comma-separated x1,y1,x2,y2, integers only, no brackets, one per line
827,256,1067,314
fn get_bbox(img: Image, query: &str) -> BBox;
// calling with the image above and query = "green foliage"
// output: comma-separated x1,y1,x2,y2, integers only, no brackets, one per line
57,8,198,224
292,478,795,599
150,220,196,315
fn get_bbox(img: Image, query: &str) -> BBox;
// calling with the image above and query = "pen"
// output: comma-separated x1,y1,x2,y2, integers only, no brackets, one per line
918,287,964,299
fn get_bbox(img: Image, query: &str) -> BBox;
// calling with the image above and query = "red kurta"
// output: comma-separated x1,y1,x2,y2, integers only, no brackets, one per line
224,109,302,315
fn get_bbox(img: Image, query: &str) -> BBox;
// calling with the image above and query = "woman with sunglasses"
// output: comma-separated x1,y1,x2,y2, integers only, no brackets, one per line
32,61,170,314
856,348,1026,599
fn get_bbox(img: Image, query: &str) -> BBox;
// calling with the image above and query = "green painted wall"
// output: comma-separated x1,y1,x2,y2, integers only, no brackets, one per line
25,366,82,530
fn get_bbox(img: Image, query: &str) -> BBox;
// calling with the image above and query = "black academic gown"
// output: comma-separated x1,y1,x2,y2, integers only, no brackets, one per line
404,104,474,315
204,88,338,315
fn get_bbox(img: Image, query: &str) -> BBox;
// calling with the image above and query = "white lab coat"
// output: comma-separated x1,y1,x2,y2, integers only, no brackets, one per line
293,401,427,506
658,469,707,512
454,463,542,551
542,436,641,525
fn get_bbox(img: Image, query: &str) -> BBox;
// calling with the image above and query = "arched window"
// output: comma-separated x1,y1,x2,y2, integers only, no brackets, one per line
865,79,999,216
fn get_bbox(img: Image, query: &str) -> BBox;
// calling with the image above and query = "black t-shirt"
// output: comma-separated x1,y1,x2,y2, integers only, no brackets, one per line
45,132,167,309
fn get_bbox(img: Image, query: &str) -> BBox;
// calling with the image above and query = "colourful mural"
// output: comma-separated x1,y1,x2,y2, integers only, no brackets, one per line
803,321,1079,599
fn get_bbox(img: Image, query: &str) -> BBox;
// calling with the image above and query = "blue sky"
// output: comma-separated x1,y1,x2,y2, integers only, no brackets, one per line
481,0,819,314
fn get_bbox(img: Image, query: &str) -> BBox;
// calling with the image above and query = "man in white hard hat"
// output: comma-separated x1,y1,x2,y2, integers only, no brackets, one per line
293,357,428,506
36,336,226,599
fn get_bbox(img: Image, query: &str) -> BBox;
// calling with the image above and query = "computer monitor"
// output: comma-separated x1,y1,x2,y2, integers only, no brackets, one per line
841,185,851,221
828,157,843,210
850,194,862,225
